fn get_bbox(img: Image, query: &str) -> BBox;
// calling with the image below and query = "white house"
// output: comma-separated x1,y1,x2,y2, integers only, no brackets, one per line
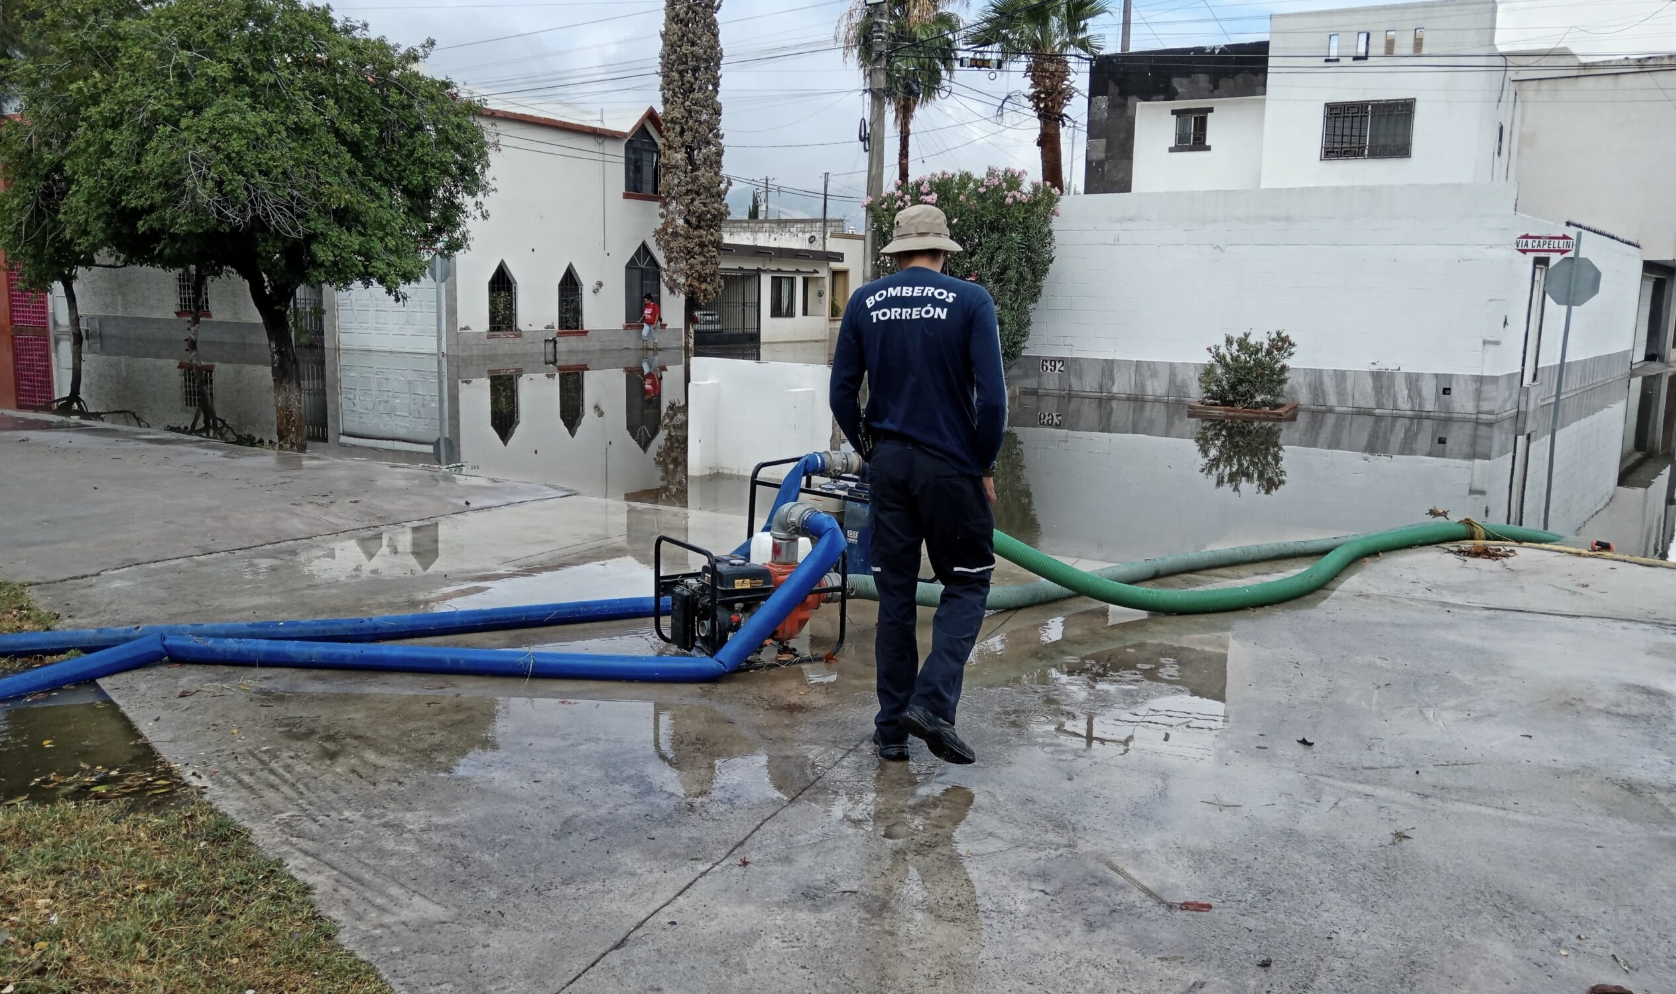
328,97,677,460
1041,0,1676,541
704,218,862,359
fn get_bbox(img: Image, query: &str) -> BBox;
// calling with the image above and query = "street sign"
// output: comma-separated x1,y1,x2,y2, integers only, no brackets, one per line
1517,233,1575,255
1546,257,1601,307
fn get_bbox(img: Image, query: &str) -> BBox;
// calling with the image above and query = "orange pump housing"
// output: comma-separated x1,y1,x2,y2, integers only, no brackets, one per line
765,561,824,642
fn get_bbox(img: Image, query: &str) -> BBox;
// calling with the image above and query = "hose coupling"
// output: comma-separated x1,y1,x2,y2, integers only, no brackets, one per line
771,501,822,540
821,450,865,478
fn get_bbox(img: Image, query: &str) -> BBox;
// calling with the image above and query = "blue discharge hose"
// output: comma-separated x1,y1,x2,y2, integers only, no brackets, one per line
0,597,664,659
0,510,848,701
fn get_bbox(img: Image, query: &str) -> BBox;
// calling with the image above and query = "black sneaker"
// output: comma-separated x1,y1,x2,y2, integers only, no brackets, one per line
899,705,976,765
872,731,909,762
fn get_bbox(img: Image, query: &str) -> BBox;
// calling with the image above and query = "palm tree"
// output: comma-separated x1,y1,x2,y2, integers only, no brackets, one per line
969,0,1110,192
840,0,962,186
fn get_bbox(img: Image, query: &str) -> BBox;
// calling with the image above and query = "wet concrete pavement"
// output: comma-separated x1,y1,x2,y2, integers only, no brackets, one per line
6,416,1676,992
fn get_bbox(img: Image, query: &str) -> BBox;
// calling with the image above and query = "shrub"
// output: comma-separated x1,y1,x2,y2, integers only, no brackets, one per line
1199,330,1296,409
865,167,1059,362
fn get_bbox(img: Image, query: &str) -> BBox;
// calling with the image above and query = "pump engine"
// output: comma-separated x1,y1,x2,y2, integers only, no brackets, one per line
653,454,869,661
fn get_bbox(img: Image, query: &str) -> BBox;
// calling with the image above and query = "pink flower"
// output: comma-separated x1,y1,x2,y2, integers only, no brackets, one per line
1053,206,1062,217
862,196,873,207
924,192,938,204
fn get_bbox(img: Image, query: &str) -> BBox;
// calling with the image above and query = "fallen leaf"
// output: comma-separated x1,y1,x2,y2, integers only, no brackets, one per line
1612,952,1633,973
1588,986,1632,994
40,739,52,748
177,689,197,698
1297,737,1314,747
1179,901,1213,913
1257,958,1273,968
738,858,750,867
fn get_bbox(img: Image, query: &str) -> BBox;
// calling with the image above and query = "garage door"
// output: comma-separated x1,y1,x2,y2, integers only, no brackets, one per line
336,279,439,444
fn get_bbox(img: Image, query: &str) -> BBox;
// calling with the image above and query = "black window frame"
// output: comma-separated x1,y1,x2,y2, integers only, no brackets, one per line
1170,106,1212,152
624,125,661,196
1321,99,1415,160
770,275,796,318
181,366,213,409
1326,32,1340,61
802,275,822,316
176,270,209,316
488,262,518,333
625,243,662,324
558,265,583,331
1354,31,1371,60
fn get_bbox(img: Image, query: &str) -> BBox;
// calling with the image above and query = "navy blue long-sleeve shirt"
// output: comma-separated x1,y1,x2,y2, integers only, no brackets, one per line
829,266,1007,477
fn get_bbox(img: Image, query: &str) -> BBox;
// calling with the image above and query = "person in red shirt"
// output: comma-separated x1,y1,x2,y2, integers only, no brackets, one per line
640,293,661,347
641,356,661,398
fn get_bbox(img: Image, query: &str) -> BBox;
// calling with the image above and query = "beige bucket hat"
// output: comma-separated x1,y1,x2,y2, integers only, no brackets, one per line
880,203,963,255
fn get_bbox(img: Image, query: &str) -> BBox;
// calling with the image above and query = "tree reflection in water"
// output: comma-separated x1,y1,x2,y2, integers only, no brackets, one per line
1195,420,1286,496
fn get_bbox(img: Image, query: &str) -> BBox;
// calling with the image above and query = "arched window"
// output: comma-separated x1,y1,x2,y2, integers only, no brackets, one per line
625,244,661,325
624,125,660,195
559,370,584,438
488,262,517,333
489,373,519,444
558,266,583,332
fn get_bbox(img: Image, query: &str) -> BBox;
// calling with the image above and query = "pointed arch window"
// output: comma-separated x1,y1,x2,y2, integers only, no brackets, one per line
625,244,661,325
558,266,584,332
489,373,519,444
489,262,518,333
559,370,584,437
625,125,660,195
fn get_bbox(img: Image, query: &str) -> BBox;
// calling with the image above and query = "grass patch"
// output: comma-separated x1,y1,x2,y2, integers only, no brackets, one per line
0,580,61,677
0,798,393,994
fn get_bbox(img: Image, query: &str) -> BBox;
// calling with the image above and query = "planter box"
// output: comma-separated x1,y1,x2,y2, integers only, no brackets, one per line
1186,401,1299,423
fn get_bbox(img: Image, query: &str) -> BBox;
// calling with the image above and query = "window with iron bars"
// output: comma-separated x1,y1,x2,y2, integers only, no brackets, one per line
177,271,209,316
291,284,325,345
1321,99,1415,160
182,366,214,409
489,262,518,333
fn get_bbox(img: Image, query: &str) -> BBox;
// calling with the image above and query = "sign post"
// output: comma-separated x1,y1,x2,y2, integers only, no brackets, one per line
1538,234,1602,531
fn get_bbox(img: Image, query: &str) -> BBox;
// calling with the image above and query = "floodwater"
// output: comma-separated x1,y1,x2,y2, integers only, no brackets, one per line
448,345,1672,561
0,685,180,806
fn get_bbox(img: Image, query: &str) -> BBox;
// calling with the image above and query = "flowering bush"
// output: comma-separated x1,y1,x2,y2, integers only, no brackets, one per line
865,167,1059,362
1199,330,1296,409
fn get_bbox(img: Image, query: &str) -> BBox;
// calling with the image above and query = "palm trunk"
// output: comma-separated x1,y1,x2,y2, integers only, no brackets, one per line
1025,54,1073,193
897,99,914,188
62,274,83,410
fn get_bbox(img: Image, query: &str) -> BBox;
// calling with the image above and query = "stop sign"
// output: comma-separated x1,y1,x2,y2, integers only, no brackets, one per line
1546,257,1601,307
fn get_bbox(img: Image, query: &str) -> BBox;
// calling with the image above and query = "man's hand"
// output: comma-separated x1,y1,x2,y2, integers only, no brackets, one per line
983,476,997,508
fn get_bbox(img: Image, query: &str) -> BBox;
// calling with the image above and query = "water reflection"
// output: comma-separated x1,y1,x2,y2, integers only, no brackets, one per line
1195,420,1286,496
456,348,685,501
0,692,176,804
1004,396,1588,561
858,764,980,994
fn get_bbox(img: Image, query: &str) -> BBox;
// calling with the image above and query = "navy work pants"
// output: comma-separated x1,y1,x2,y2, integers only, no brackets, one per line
867,440,995,744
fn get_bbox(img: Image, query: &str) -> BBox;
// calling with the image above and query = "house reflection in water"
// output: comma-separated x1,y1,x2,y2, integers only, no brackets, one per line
456,347,684,500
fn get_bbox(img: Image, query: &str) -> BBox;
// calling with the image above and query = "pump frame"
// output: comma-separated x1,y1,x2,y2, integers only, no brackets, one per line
746,457,871,539
652,534,851,658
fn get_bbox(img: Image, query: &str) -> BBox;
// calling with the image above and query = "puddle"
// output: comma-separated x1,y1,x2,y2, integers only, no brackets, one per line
0,687,180,806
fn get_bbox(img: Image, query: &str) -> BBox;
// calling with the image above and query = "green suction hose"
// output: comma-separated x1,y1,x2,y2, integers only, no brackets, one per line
848,521,1564,615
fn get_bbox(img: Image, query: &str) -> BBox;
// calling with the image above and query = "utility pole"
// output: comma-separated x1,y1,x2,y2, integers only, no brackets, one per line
762,176,771,219
821,171,830,254
1122,0,1133,52
865,8,888,281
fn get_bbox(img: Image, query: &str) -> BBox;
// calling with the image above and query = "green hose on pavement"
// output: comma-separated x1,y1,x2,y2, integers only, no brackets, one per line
847,521,1564,615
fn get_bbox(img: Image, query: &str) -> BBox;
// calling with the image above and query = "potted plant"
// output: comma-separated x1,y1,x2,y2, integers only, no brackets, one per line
1189,330,1299,422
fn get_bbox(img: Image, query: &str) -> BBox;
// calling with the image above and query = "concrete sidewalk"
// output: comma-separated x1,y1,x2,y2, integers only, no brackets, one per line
5,415,1674,993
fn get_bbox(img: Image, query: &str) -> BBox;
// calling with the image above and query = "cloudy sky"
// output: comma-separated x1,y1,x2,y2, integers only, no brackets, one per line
331,0,1676,221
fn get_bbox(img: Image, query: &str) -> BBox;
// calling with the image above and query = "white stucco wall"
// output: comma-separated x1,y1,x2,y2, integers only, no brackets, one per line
1032,183,1644,376
1132,97,1267,193
1512,65,1676,262
454,114,678,338
688,357,834,476
62,265,264,325
1259,0,1510,189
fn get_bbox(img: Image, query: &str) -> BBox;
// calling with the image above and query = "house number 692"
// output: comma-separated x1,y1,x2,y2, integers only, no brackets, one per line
1040,358,1066,374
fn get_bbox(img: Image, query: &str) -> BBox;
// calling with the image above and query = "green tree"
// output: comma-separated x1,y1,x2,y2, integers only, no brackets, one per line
747,189,761,219
969,0,1110,192
0,0,143,412
656,0,729,387
840,0,962,188
59,0,492,451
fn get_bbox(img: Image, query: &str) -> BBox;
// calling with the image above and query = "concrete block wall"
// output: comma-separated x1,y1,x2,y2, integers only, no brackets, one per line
77,355,278,438
1021,183,1645,418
